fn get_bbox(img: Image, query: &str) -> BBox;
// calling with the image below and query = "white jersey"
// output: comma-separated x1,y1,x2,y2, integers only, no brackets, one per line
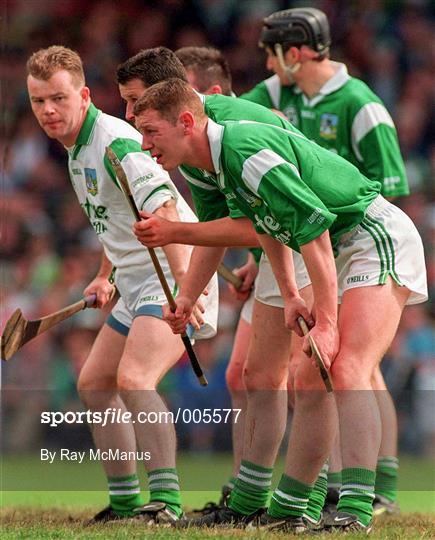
66,104,218,339
67,103,197,271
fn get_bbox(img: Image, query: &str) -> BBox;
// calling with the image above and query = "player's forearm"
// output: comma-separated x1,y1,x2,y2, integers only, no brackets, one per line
180,246,225,301
156,200,190,282
256,233,299,299
172,217,259,247
300,231,338,326
95,250,113,280
162,243,190,284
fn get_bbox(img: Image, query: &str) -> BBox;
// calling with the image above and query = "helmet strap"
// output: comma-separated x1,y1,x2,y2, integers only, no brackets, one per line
275,43,300,80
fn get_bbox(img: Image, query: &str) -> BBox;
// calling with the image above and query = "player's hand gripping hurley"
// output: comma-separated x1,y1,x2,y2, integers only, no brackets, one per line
105,147,207,386
1,295,97,361
298,316,334,392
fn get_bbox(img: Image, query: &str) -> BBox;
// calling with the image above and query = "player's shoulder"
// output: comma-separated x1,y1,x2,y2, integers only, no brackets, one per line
95,110,142,146
340,77,384,109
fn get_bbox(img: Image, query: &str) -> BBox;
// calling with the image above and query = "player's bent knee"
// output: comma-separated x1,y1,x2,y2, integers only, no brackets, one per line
293,360,327,391
226,362,245,392
116,369,157,392
77,373,118,408
331,353,372,390
243,366,287,391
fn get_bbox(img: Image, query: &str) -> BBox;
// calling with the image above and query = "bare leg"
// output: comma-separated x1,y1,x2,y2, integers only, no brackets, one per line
77,324,135,477
225,317,250,477
372,366,398,457
332,280,409,524
117,316,185,471
242,300,292,466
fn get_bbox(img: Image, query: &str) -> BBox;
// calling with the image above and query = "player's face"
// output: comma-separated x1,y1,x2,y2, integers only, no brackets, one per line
136,109,185,170
27,70,89,147
265,48,286,82
118,78,148,123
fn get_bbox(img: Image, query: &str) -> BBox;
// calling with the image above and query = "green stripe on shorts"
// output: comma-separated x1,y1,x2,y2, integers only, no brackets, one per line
360,220,387,284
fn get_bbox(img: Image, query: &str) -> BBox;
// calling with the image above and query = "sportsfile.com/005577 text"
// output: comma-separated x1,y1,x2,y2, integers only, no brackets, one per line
40,408,242,428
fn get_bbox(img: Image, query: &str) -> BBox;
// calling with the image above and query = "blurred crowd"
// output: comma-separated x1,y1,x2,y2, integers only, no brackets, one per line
1,0,434,457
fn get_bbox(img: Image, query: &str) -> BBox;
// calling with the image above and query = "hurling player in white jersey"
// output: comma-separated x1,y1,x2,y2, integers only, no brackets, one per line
26,45,219,525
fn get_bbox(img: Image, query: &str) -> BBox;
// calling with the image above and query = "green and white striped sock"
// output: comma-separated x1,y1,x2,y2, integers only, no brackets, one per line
327,470,342,492
269,474,312,518
375,456,399,502
148,468,182,518
305,462,328,523
338,468,376,526
108,473,143,516
225,476,237,490
228,460,273,515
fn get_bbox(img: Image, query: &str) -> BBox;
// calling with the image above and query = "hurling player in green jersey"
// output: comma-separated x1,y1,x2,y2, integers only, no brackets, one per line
241,7,410,517
132,79,426,533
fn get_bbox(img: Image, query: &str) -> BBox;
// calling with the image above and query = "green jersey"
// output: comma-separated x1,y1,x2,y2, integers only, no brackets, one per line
179,93,305,222
241,63,409,198
199,117,380,253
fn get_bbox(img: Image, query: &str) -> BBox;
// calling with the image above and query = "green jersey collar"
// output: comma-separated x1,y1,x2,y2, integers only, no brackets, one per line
75,103,100,146
206,118,224,174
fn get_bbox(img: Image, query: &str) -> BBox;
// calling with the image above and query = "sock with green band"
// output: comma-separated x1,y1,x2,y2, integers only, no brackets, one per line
228,460,273,515
269,474,312,518
327,470,342,492
375,456,398,502
305,463,328,523
338,468,376,526
108,473,144,516
224,476,237,491
148,468,183,518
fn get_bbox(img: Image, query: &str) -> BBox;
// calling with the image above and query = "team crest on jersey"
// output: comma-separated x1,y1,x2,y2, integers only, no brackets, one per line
283,106,298,126
85,168,98,195
236,187,262,208
319,113,338,140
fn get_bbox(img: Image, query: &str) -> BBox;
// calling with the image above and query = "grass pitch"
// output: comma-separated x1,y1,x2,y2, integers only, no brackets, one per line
1,453,434,538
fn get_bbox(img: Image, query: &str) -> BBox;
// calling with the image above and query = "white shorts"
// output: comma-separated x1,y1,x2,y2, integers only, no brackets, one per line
335,195,427,304
254,251,311,309
240,292,255,324
108,263,218,340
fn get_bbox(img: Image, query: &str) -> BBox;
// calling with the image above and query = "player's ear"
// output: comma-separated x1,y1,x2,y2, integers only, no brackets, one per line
286,46,300,63
208,84,223,95
81,86,90,101
179,111,195,134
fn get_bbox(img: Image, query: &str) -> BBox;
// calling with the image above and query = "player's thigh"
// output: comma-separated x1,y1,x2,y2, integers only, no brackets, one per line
244,300,292,389
118,315,185,389
77,323,126,391
334,278,409,385
226,317,251,392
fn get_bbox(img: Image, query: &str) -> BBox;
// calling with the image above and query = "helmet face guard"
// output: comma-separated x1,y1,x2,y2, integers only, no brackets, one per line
259,8,331,56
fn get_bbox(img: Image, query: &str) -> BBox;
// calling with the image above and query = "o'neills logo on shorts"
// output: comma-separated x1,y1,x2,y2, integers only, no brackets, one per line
347,274,369,284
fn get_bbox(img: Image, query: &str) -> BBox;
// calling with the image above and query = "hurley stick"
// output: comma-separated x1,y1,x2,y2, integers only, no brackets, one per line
298,316,334,392
105,147,207,386
1,294,97,361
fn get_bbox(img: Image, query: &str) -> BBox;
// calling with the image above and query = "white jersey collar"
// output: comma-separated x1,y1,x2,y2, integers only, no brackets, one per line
295,62,350,106
317,62,350,95
206,118,225,174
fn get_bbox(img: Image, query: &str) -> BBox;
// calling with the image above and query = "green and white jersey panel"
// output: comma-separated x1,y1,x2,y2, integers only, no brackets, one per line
67,104,197,271
179,92,304,223
241,63,409,198
206,117,380,252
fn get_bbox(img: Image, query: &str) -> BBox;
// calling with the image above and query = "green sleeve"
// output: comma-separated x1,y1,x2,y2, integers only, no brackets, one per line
357,125,409,198
240,82,274,108
179,166,244,222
